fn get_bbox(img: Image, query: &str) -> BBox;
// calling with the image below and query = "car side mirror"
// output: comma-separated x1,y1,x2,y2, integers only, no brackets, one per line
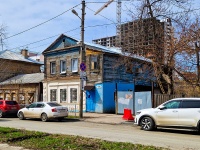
159,106,166,110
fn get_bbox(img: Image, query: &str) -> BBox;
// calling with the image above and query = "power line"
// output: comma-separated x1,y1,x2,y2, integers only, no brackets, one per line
86,6,116,24
5,22,118,52
3,3,81,40
3,1,200,52
6,27,81,51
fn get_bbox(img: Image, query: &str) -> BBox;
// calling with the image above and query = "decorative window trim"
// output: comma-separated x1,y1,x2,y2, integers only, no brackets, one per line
50,61,56,74
71,58,78,73
60,60,66,74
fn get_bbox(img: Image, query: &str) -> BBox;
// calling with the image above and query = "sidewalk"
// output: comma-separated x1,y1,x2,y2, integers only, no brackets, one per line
81,112,135,125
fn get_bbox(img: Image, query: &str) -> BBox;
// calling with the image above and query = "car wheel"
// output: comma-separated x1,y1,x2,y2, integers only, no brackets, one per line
18,112,25,120
140,117,155,131
41,113,48,122
57,117,64,121
0,110,3,118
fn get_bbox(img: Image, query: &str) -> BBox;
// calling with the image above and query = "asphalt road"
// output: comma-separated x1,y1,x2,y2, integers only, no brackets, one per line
0,118,200,150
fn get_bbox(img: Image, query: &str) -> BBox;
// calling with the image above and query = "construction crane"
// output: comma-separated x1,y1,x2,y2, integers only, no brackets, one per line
95,0,122,47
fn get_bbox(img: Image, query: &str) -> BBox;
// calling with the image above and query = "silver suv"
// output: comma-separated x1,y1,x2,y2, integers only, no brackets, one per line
134,98,200,131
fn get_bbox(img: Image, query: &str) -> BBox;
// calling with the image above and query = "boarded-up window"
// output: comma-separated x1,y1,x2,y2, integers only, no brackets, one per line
90,55,98,70
60,89,67,102
70,88,77,103
50,89,57,102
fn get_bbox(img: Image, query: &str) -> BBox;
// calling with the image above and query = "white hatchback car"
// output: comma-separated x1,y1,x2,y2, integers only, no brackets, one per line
134,98,200,131
17,102,68,122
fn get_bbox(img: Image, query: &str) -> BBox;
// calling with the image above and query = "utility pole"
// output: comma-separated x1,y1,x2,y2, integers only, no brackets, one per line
72,1,85,118
79,0,85,118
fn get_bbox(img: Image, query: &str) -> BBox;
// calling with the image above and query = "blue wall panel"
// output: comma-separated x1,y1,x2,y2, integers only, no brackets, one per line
85,82,135,113
94,83,103,113
103,82,115,113
117,83,134,91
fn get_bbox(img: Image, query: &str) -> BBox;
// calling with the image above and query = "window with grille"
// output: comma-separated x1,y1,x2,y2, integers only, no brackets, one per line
60,89,67,102
70,88,77,103
50,89,57,102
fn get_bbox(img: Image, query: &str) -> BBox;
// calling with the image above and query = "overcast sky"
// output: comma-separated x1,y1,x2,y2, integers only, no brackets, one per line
0,0,200,54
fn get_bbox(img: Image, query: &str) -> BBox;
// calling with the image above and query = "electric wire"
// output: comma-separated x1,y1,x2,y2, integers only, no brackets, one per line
3,3,81,40
5,23,119,52
86,6,116,24
2,1,200,53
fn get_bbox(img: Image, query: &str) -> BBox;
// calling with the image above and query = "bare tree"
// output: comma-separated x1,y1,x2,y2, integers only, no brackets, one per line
121,0,200,95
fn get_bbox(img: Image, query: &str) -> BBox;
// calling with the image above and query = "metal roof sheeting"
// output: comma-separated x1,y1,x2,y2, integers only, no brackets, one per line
0,73,44,85
0,50,43,65
85,42,152,62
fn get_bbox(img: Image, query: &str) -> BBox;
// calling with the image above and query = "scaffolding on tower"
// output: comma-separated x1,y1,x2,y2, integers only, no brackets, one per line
95,0,122,47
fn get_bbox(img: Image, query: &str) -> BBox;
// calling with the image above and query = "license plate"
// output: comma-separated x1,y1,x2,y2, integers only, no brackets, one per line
59,109,66,113
11,107,16,110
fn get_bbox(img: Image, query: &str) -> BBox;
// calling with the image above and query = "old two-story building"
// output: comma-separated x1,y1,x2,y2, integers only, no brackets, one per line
43,34,155,113
0,50,44,104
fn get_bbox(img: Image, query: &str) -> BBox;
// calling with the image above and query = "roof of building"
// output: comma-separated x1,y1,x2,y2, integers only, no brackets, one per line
0,73,44,85
85,42,151,62
0,50,43,65
43,34,78,53
43,34,151,62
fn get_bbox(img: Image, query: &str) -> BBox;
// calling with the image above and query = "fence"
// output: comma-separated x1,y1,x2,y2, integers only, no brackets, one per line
64,104,79,116
153,94,184,107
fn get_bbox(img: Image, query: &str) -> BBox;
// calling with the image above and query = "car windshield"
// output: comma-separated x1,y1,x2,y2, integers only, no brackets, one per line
47,102,62,107
5,101,18,105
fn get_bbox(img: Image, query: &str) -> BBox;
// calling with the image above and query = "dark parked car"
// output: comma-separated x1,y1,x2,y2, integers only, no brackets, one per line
0,100,20,117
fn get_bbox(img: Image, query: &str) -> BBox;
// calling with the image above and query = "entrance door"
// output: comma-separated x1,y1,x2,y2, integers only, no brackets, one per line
86,91,95,112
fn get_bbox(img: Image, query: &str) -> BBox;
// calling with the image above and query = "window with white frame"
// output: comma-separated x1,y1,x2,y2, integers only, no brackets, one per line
60,89,67,102
50,89,57,101
50,62,56,74
70,88,77,103
60,60,66,74
71,58,78,72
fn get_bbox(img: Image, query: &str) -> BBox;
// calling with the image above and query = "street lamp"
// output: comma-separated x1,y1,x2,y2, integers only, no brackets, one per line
72,0,85,118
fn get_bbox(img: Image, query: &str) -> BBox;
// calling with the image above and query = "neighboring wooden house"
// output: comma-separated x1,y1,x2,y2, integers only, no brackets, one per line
0,73,44,104
42,34,154,113
0,49,43,82
0,49,44,104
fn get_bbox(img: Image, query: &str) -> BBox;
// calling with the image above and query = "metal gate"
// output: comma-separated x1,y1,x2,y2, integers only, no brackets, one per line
134,91,152,114
117,91,152,115
117,91,134,114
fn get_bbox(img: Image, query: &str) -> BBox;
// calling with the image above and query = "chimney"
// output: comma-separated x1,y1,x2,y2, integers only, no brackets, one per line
21,49,29,58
